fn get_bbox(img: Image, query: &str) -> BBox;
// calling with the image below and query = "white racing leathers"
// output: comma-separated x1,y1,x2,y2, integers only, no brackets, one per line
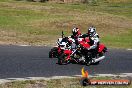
88,33,100,59
89,33,100,50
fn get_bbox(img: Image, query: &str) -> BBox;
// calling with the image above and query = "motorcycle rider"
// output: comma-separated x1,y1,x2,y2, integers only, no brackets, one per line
71,27,81,39
68,27,81,42
87,26,100,59
68,27,82,50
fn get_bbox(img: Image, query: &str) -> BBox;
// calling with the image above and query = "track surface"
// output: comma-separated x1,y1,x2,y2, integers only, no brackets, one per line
0,45,132,79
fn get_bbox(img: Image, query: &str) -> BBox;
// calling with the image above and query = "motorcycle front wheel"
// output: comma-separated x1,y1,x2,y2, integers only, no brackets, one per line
49,47,58,58
58,53,69,65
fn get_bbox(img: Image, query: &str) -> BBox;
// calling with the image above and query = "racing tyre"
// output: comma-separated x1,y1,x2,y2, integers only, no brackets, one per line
58,53,69,65
86,61,91,66
49,47,58,58
93,61,100,65
49,51,53,58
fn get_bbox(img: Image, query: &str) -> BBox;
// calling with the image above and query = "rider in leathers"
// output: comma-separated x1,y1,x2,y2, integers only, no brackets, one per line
68,27,81,48
71,27,81,39
86,26,100,59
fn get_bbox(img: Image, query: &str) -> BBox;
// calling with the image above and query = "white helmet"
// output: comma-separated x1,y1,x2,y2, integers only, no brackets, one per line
88,26,96,37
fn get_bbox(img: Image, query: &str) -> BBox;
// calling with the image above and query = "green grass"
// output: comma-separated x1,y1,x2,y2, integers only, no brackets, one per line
0,0,131,48
102,29,132,48
0,77,131,88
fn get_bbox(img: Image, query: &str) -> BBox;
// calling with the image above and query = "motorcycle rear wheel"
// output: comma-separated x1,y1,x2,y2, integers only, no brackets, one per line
86,61,91,66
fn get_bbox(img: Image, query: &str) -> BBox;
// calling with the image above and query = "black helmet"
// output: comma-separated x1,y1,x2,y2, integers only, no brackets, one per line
72,27,79,36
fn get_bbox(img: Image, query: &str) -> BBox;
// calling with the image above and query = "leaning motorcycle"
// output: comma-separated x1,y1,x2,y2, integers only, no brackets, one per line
58,37,107,66
49,37,69,58
49,31,74,58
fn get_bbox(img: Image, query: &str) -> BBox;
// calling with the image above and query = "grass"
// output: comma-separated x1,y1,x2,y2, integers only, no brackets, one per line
0,0,131,48
0,77,131,88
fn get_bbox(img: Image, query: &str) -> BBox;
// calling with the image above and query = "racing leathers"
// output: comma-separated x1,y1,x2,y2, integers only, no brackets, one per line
80,32,100,58
88,33,100,58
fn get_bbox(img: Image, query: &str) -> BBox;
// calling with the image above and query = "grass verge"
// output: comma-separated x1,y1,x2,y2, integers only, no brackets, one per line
0,76,131,88
0,0,131,48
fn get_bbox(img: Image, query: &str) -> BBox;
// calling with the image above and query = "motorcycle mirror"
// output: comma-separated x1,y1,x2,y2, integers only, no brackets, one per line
62,31,64,38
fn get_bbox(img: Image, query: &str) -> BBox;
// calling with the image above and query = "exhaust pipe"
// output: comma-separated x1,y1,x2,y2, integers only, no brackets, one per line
94,56,105,63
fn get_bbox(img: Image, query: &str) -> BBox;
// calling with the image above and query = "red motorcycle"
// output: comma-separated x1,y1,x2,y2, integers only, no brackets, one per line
58,37,107,66
49,31,72,58
49,37,69,58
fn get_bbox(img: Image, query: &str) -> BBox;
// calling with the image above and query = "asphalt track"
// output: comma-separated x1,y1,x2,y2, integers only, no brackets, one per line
0,45,132,79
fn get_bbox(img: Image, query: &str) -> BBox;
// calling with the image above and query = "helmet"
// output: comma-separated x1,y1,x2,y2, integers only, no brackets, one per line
88,26,96,37
72,27,80,36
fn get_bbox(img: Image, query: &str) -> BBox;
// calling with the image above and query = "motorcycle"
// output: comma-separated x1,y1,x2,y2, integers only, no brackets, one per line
57,37,107,66
49,31,74,58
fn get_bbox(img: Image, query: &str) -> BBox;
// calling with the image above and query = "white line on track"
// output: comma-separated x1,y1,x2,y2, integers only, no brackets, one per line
18,45,47,47
127,49,132,51
19,45,31,46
